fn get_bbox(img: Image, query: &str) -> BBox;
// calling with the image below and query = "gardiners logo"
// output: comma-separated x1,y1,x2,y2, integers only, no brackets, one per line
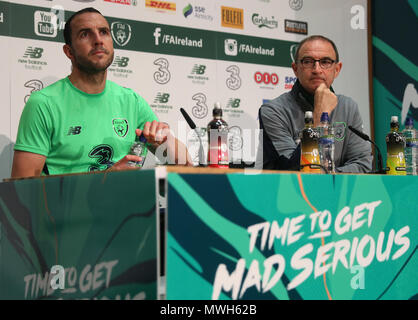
221,6,244,29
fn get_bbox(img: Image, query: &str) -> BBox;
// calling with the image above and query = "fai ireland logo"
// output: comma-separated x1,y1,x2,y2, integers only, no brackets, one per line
112,118,129,137
290,44,298,62
111,22,132,47
289,0,303,11
334,122,347,141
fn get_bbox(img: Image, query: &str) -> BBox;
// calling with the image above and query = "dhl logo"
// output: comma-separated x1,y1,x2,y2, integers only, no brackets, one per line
145,0,176,11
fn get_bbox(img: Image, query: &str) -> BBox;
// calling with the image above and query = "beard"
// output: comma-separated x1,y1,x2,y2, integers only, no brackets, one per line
73,48,114,75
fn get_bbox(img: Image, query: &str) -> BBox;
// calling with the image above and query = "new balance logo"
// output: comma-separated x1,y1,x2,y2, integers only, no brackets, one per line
191,64,206,75
154,92,170,103
227,98,241,108
112,56,129,67
67,126,82,135
23,47,43,59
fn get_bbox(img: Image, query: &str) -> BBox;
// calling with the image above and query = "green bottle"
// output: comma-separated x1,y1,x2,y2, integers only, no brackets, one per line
385,116,406,175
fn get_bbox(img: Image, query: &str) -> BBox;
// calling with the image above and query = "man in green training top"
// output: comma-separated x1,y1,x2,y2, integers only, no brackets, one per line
12,7,191,178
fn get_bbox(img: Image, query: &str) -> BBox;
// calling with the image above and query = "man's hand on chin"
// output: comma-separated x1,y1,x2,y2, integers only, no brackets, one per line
313,83,338,126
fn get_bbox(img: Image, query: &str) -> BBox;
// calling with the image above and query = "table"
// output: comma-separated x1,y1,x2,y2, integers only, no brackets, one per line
1,167,417,300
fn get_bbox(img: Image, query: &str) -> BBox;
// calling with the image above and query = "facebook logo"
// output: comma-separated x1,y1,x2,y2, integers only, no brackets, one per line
153,27,161,45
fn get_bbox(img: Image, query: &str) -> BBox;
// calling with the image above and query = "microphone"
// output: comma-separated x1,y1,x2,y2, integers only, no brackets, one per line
348,125,386,174
180,108,196,130
180,108,206,166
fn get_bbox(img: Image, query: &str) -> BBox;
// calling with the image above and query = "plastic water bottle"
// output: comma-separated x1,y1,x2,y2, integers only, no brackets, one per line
300,111,320,173
207,102,229,168
403,117,418,175
318,112,335,173
228,126,243,168
385,116,406,175
128,133,148,167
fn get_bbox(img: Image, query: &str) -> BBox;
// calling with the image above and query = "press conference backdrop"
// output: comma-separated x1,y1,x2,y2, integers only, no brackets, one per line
0,0,370,180
372,1,418,167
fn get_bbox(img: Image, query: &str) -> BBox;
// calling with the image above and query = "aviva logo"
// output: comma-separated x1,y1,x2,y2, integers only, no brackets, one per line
146,0,176,11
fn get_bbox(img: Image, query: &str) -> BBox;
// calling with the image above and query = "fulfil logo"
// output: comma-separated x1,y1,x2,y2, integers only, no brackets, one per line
221,6,244,29
145,0,176,12
34,11,58,38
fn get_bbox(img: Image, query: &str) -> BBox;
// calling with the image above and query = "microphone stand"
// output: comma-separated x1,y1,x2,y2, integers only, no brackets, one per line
348,125,386,174
180,108,206,166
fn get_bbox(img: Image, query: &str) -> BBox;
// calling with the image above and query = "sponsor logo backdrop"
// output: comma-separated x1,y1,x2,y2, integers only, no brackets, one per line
0,0,370,178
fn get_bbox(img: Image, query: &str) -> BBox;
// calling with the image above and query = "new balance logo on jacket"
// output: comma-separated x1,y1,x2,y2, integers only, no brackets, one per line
67,126,82,135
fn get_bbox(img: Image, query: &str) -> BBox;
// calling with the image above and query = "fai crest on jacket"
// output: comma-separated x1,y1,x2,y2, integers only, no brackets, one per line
113,118,129,137
334,122,347,141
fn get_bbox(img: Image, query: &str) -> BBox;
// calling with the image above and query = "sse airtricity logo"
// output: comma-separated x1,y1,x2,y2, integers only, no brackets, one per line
183,4,193,18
